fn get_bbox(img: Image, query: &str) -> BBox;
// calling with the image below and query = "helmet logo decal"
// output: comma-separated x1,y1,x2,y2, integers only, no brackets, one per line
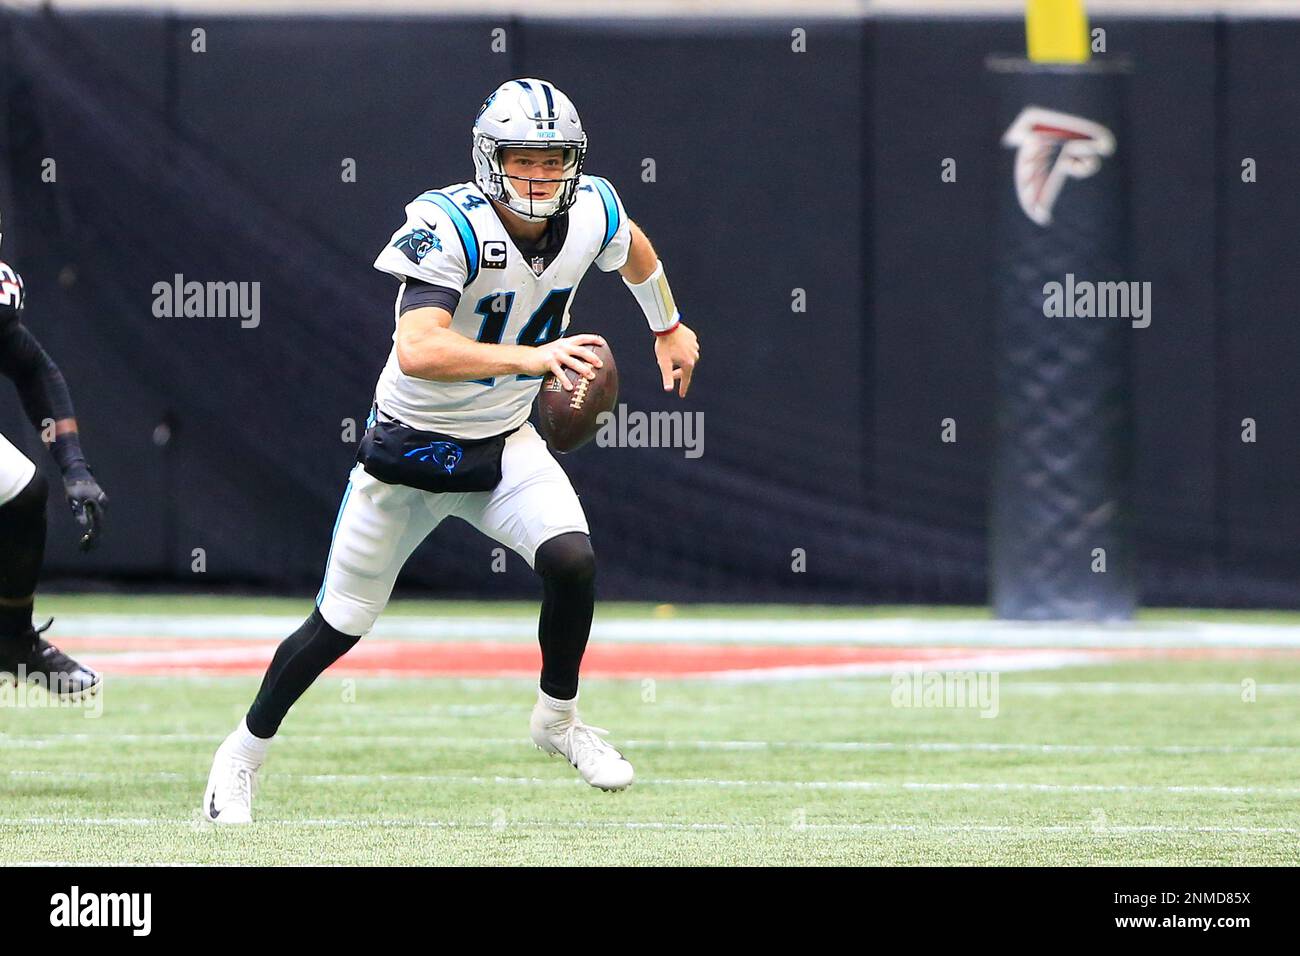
515,79,558,130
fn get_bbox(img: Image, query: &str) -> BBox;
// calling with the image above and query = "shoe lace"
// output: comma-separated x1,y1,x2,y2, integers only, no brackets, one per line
564,719,618,767
230,764,256,807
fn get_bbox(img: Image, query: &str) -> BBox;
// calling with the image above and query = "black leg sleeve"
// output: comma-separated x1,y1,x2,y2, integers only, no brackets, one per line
246,608,361,738
533,532,596,700
0,470,47,642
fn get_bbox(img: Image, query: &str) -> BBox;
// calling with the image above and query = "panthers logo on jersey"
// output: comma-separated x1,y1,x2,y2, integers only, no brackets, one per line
392,228,442,265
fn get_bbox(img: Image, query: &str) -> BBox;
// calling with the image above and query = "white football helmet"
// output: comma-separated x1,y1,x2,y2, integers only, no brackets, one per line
472,78,587,221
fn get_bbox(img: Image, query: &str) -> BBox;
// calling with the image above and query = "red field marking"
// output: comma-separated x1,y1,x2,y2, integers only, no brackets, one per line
84,640,982,677
67,635,1300,679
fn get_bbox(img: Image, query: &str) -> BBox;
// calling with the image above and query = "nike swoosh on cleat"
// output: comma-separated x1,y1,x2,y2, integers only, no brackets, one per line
209,793,220,820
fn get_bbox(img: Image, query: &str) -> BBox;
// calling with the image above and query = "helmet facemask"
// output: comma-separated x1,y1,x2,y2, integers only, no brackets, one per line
473,135,586,222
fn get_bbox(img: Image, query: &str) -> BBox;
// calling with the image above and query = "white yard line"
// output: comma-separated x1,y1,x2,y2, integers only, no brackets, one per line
0,860,210,867
330,685,1300,713
46,614,1300,648
0,817,1295,835
3,733,1297,755
7,768,1300,796
993,682,1300,694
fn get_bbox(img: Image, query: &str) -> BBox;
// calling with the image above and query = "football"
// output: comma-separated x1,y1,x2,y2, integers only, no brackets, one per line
536,338,618,453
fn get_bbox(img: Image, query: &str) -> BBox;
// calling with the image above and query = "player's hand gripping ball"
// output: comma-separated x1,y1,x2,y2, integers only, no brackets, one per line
537,338,618,453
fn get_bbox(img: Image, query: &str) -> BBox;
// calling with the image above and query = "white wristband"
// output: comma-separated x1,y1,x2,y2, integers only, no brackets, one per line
623,259,680,336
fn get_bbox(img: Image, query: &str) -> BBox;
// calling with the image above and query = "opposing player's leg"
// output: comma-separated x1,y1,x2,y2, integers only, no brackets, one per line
203,464,444,822
456,423,633,791
0,432,98,698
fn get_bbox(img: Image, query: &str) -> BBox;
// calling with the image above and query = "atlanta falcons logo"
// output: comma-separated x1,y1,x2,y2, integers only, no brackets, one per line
1001,106,1115,227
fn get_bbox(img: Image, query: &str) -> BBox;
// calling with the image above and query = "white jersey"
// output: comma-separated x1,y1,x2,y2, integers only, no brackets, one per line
371,175,631,439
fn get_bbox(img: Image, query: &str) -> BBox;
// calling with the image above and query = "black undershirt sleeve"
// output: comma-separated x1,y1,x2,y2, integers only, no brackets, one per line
399,280,461,317
0,316,77,428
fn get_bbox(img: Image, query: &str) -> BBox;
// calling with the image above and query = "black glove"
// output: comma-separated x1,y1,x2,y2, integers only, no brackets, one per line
63,470,107,551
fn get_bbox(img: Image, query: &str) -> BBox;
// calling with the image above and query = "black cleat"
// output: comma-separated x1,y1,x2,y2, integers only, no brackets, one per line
0,619,101,699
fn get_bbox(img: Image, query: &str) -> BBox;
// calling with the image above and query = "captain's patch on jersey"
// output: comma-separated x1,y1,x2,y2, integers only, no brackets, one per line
393,227,442,264
483,240,507,269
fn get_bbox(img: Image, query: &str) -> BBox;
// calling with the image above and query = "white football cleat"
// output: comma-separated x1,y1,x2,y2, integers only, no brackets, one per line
531,699,634,791
202,732,262,824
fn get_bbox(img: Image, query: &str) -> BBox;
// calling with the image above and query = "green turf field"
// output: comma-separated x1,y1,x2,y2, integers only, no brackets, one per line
2,599,1298,866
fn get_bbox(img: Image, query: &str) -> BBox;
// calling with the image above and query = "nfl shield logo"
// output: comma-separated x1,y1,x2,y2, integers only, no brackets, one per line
530,255,546,275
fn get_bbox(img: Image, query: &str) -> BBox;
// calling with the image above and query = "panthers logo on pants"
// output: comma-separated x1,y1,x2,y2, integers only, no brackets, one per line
318,424,590,636
404,440,463,474
392,228,442,265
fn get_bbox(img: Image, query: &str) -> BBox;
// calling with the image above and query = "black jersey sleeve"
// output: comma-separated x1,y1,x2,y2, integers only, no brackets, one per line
0,261,79,429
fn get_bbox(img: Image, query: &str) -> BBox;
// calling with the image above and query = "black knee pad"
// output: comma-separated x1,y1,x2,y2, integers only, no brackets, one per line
534,532,596,584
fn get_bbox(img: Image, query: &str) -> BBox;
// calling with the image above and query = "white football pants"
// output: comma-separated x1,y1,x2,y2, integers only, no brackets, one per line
316,421,589,636
0,430,37,507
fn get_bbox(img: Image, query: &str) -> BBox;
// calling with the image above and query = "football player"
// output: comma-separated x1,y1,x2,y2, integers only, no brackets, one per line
0,213,108,696
203,78,699,821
